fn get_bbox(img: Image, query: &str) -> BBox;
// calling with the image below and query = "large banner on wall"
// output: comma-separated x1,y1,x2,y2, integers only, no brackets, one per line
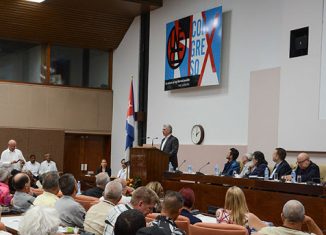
165,6,222,91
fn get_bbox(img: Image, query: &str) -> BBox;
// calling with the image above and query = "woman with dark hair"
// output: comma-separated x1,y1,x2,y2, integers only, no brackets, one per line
96,159,111,177
248,151,269,177
179,187,202,224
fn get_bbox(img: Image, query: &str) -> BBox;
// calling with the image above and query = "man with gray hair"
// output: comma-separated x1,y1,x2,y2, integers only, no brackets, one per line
19,206,61,235
84,180,122,235
82,172,110,198
239,153,253,177
160,124,179,170
34,172,60,207
257,200,322,235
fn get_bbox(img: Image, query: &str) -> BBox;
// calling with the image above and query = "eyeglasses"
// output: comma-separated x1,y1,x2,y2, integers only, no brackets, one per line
297,158,308,164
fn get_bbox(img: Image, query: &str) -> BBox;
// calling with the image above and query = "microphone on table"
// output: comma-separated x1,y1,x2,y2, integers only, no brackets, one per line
196,162,210,175
175,160,186,174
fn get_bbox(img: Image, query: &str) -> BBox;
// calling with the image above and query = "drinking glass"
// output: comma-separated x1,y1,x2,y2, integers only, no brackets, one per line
297,175,302,183
274,173,279,181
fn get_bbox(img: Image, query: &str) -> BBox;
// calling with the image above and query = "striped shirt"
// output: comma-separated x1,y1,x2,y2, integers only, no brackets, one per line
103,203,133,235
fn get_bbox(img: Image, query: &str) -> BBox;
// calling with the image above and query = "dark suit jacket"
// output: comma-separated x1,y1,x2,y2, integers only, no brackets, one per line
295,161,320,183
82,186,104,198
96,167,111,177
272,160,292,178
249,163,269,177
160,135,179,170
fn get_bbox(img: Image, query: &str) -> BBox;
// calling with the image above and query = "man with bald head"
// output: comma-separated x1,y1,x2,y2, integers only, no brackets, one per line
257,200,322,235
0,139,26,171
295,153,320,183
84,180,123,235
12,172,35,212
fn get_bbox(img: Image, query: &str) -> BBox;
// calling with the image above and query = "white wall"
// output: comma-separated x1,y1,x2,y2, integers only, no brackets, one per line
278,0,326,153
111,17,140,175
146,0,282,147
111,0,326,174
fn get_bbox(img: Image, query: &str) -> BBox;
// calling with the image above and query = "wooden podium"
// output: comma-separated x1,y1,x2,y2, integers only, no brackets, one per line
130,147,169,185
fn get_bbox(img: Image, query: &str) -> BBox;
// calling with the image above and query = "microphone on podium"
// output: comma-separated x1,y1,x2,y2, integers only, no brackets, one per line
175,160,186,174
196,162,210,175
151,137,158,147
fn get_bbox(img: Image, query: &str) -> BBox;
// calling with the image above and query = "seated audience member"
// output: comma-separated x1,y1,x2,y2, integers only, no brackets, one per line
55,173,86,229
257,200,323,235
270,148,292,180
149,191,186,235
179,187,201,224
19,206,62,235
294,153,320,183
216,186,265,232
82,172,110,198
103,186,159,235
39,153,58,175
146,181,164,212
248,151,269,177
114,178,133,204
96,158,111,176
34,172,60,207
239,153,253,177
117,158,127,179
146,181,164,199
23,170,38,189
22,154,40,179
222,148,240,176
114,209,146,235
0,168,13,206
84,180,123,235
12,173,35,212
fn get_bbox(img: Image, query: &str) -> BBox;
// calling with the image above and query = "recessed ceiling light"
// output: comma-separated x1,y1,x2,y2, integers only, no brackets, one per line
26,0,46,3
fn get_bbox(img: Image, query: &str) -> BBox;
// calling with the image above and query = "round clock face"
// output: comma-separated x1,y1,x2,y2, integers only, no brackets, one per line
191,125,204,145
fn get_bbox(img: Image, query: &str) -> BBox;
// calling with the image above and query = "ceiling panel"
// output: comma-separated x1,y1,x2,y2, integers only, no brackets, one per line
0,0,162,50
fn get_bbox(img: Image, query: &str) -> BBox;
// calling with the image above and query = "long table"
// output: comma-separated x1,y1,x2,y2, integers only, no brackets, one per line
163,172,326,233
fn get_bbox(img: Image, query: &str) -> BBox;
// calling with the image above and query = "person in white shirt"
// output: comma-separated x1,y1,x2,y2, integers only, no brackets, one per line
23,154,40,179
39,153,57,175
117,158,127,180
0,139,26,172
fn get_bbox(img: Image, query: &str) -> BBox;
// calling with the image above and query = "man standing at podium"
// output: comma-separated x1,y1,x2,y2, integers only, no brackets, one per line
160,124,179,170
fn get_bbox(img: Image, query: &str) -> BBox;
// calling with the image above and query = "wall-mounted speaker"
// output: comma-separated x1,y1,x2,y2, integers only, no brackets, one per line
289,26,309,58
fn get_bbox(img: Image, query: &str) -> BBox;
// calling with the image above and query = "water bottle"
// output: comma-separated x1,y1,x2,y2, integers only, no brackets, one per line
168,162,174,172
187,165,193,174
77,180,81,195
214,164,220,176
264,167,269,180
291,170,296,183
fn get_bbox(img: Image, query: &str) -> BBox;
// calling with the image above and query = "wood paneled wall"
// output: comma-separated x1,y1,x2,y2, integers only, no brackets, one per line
0,128,64,170
0,83,113,133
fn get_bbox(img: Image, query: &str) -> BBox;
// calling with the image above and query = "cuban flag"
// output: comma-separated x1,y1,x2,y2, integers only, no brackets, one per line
125,80,135,158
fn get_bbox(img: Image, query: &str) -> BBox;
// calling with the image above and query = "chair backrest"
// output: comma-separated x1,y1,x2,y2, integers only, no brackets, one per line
175,215,190,235
74,195,99,211
145,213,190,234
189,223,248,235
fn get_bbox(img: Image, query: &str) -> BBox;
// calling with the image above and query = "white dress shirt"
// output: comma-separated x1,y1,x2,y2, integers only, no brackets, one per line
160,134,172,150
23,161,40,177
117,168,127,180
0,148,26,171
39,160,58,175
